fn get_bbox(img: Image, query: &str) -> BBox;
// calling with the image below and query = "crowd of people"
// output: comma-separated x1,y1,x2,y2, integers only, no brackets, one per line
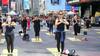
0,10,92,56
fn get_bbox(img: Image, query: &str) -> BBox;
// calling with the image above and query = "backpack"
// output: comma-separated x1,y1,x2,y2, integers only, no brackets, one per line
63,49,78,56
22,34,30,41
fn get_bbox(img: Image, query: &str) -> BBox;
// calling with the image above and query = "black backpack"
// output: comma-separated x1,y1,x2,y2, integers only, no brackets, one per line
23,34,30,41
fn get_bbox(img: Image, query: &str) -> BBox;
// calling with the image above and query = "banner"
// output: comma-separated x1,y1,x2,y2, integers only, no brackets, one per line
2,0,9,6
51,0,59,5
11,2,16,10
23,0,30,10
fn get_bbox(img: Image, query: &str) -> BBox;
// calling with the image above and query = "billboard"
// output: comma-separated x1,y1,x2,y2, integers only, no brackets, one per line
45,0,66,11
23,0,30,10
51,0,59,5
2,0,9,6
11,2,16,10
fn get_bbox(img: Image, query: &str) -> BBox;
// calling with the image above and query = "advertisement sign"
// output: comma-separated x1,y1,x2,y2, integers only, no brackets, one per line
2,0,9,6
66,4,71,11
51,0,59,5
46,0,66,11
23,0,30,10
11,2,16,10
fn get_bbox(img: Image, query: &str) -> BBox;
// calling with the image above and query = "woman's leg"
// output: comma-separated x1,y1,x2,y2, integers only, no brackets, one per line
34,27,38,40
0,30,2,41
61,42,64,53
61,32,65,53
5,34,10,53
57,39,60,52
56,32,61,52
37,28,40,40
10,33,14,53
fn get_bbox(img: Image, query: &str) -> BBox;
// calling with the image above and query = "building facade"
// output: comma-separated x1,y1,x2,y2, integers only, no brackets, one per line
67,0,100,24
67,0,100,17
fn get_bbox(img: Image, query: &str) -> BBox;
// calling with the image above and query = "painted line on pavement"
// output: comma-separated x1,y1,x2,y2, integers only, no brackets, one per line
94,29,100,31
67,37,81,42
1,49,18,56
40,29,47,32
0,39,5,44
47,48,60,56
45,32,54,36
31,38,43,42
96,32,100,34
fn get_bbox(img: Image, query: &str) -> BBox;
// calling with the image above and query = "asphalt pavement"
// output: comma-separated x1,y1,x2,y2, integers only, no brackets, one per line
0,22,100,56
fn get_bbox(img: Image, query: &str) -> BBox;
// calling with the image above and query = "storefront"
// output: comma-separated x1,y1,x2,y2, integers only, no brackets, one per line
68,0,100,25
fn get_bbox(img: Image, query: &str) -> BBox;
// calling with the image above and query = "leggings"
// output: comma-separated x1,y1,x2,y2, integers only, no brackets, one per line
23,27,27,34
55,32,65,53
0,29,2,41
48,24,53,32
5,31,14,53
34,26,40,37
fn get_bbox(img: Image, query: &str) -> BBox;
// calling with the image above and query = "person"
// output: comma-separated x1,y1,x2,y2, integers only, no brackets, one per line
32,15,41,40
48,16,54,34
2,16,16,53
0,17,3,41
85,17,91,29
55,12,69,54
66,16,70,30
27,16,30,30
21,16,27,34
73,15,81,38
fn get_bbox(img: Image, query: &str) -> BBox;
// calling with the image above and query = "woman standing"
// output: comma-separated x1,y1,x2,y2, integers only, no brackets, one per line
0,18,3,42
27,16,30,30
2,16,16,53
32,16,41,40
55,12,69,54
73,15,81,38
21,16,27,34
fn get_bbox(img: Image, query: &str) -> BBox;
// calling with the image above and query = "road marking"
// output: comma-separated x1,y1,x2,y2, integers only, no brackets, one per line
65,29,70,31
45,32,54,36
47,48,60,56
0,39,5,44
81,29,89,31
31,38,43,42
94,29,100,31
1,49,18,56
1,33,5,36
96,32,100,34
40,29,47,32
67,37,81,41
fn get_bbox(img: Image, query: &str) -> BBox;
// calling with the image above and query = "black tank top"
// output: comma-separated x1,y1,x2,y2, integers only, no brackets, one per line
57,22,65,31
